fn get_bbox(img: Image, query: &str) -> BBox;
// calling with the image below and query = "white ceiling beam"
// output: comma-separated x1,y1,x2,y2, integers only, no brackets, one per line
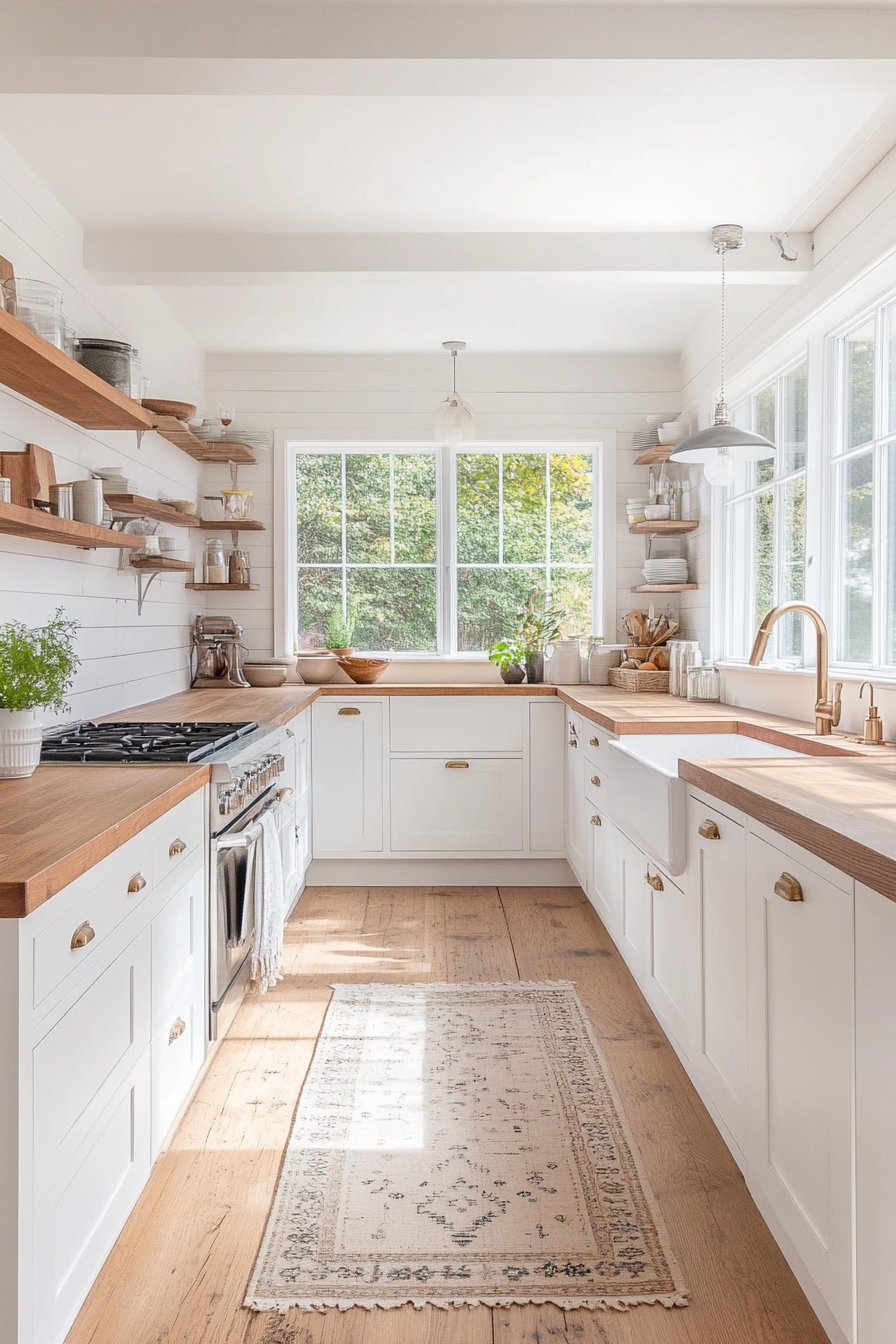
3,5,896,64
84,231,813,284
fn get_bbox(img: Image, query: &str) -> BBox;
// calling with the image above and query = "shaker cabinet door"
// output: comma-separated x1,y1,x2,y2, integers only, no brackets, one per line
312,701,384,853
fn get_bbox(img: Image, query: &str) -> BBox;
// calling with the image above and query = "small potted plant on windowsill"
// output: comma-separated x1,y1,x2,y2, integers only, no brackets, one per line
515,588,565,684
488,639,526,685
327,605,357,657
0,608,80,778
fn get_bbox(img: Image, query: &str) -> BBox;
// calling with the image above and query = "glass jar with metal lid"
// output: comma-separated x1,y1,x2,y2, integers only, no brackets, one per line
204,537,227,585
76,338,134,395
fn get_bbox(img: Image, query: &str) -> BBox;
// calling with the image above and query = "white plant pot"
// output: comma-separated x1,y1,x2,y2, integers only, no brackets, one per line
0,707,43,778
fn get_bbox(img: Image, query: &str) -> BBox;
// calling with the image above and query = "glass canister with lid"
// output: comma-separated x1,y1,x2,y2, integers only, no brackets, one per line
203,537,227,584
687,663,721,702
76,338,134,394
2,278,64,348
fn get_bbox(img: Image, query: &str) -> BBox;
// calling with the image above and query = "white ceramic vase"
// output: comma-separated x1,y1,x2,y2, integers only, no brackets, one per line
0,707,43,778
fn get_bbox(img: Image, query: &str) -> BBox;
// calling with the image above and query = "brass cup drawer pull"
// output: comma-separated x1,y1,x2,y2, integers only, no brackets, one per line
775,872,804,902
590,775,601,787
338,707,360,716
286,728,294,738
70,921,95,950
127,872,147,895
698,819,721,841
445,761,470,769
646,872,665,892
168,1017,186,1044
568,739,578,748
590,736,600,747
590,814,602,827
168,838,187,858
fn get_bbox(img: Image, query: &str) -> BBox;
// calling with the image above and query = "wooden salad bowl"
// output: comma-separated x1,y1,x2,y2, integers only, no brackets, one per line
337,656,390,684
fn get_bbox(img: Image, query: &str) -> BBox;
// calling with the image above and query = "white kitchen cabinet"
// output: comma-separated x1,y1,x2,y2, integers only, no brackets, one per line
615,828,648,981
564,711,587,883
151,967,205,1158
287,710,312,892
746,829,855,1342
311,700,384,853
528,700,565,852
390,758,523,852
390,695,523,754
586,806,618,936
643,858,690,1054
854,880,896,1344
687,792,748,1159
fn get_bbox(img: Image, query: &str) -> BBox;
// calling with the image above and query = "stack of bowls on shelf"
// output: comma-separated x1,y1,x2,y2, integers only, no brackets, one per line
642,556,689,587
656,421,687,446
626,498,648,525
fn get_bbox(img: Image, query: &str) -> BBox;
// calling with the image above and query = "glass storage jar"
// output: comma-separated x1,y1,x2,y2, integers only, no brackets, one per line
221,488,253,523
687,663,721,702
204,537,227,584
228,547,251,585
2,279,64,349
76,338,134,394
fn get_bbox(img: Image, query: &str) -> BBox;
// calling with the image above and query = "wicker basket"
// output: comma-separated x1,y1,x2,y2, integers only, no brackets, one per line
609,667,670,694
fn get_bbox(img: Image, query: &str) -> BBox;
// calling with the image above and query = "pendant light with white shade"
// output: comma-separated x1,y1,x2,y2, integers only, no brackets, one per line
434,340,475,444
670,225,776,488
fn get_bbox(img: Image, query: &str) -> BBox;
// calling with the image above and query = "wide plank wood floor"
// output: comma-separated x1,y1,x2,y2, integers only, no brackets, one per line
64,886,831,1344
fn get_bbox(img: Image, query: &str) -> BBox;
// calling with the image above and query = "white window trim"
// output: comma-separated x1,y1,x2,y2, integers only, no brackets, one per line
273,437,611,658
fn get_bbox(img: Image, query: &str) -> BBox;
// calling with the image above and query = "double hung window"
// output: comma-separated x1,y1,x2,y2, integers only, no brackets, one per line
292,445,597,655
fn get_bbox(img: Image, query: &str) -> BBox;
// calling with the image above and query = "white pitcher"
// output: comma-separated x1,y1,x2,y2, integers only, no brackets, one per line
545,637,581,685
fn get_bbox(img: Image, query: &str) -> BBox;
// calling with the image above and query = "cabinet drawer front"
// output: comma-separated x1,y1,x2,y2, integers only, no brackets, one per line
583,726,617,775
151,869,204,1034
152,970,205,1157
33,927,151,1206
32,839,153,1009
33,1050,151,1344
152,791,204,890
390,758,523,851
584,765,608,810
390,697,523,754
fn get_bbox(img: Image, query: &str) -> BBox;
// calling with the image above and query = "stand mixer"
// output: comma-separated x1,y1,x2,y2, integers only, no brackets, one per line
191,616,251,688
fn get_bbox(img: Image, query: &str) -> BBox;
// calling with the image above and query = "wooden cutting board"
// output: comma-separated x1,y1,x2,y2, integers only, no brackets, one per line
1,444,56,507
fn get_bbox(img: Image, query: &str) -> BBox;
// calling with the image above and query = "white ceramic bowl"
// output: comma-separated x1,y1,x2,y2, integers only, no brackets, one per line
243,664,288,688
294,653,339,684
644,504,671,521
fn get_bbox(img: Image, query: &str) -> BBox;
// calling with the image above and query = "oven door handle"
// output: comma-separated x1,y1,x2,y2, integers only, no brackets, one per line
215,793,286,849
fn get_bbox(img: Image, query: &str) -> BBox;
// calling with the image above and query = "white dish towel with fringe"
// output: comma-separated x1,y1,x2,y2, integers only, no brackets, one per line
251,808,285,993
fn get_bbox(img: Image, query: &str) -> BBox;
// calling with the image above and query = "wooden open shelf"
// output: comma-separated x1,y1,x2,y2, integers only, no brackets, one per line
0,307,153,431
130,557,194,572
629,520,699,535
634,445,676,466
185,582,260,591
104,495,200,527
632,583,698,593
0,499,146,549
198,519,265,531
151,418,257,464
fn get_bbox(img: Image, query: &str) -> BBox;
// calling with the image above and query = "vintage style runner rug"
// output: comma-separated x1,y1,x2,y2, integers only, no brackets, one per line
246,981,688,1312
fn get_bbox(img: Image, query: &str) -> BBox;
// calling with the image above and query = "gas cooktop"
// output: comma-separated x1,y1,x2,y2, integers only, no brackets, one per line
40,721,260,764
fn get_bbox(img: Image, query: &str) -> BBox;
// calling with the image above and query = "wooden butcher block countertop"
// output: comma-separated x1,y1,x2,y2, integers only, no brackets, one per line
680,754,896,903
0,765,209,918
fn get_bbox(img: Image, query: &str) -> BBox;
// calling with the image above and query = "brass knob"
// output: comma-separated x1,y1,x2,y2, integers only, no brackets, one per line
568,739,578,748
168,1017,186,1044
338,707,360,716
276,786,294,803
590,775,601,787
590,814,602,826
70,921,95,950
168,838,187,857
590,737,600,747
698,819,721,841
127,872,147,895
445,761,470,769
774,872,804,902
646,871,664,892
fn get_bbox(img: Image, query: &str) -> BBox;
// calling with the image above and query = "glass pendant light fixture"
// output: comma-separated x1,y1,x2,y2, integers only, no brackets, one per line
671,224,775,488
434,340,475,444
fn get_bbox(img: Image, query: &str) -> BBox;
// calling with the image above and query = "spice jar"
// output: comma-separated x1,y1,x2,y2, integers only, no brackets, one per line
228,547,251,585
204,537,227,584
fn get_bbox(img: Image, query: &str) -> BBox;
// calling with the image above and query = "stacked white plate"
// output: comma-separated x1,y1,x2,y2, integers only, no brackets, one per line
643,559,689,584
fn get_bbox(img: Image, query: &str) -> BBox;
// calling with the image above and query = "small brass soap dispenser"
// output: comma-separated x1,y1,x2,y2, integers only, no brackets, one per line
858,682,885,745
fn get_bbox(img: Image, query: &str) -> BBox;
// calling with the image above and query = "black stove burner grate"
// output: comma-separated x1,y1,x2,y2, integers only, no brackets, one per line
40,721,260,764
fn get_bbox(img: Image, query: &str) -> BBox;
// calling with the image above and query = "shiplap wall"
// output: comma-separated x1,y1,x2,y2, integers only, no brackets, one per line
204,352,691,664
0,133,205,722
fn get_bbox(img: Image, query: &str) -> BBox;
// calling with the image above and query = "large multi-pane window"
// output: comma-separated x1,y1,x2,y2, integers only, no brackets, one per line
293,446,596,654
831,309,896,667
722,363,808,661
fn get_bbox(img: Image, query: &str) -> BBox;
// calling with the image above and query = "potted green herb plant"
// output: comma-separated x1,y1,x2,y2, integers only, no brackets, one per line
327,604,357,657
515,588,564,684
487,639,526,684
0,608,80,778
